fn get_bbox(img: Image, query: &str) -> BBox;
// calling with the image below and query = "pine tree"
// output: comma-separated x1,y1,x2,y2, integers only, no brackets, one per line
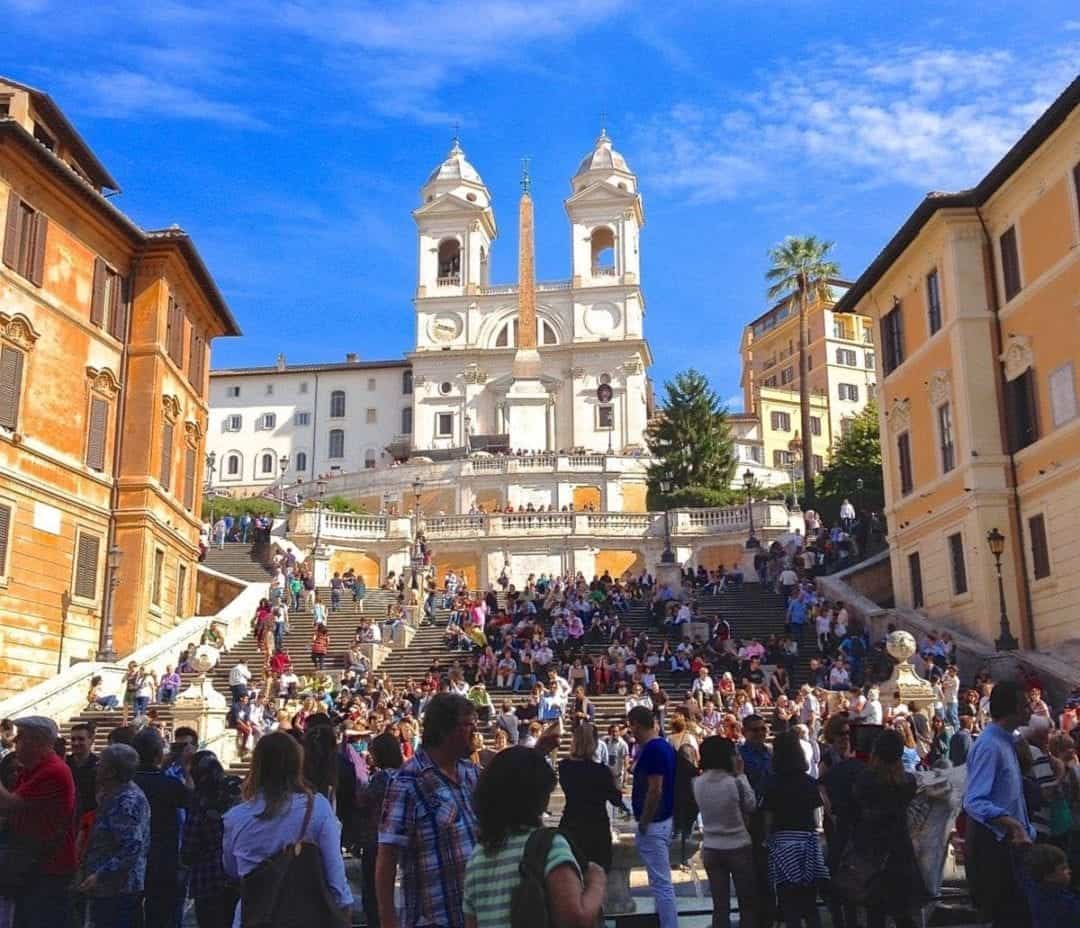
646,369,736,504
814,400,884,522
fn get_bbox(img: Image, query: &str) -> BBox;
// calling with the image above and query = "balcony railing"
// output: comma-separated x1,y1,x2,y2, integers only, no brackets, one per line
567,454,605,469
436,276,461,287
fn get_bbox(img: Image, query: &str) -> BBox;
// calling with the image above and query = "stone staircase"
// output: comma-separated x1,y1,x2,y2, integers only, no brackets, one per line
201,541,277,583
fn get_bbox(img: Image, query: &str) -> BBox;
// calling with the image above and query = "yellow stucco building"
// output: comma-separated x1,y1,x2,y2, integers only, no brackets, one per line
740,282,877,481
0,76,239,694
833,76,1080,650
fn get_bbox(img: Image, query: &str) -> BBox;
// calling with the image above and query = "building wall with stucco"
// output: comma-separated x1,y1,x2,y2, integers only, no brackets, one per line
0,77,237,694
838,80,1080,650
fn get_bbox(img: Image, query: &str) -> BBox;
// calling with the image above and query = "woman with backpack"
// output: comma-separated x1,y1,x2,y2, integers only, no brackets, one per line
463,746,606,928
222,732,352,927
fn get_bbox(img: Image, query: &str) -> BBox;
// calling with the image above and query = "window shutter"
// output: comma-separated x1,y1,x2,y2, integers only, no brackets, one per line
74,532,100,600
177,562,187,615
109,276,130,342
0,345,24,431
160,421,173,491
86,396,109,471
28,211,47,287
183,447,196,510
2,190,20,270
188,328,202,389
0,502,11,576
90,258,107,327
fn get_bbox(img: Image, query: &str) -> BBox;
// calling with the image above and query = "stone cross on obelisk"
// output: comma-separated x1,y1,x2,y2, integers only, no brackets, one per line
505,157,549,449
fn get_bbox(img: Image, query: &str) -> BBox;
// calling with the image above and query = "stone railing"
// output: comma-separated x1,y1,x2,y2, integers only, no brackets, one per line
0,567,268,729
515,453,557,469
469,457,504,472
567,454,606,469
292,503,797,544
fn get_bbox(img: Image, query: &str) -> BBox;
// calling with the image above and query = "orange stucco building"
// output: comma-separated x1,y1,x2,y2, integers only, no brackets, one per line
0,77,239,694
834,76,1080,651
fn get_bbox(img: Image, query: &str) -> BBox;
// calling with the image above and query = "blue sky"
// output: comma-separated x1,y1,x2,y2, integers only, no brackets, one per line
2,1,1078,410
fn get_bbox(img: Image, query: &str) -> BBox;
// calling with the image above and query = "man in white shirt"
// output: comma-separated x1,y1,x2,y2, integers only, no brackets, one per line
779,567,799,599
840,498,855,531
861,687,884,725
229,660,252,702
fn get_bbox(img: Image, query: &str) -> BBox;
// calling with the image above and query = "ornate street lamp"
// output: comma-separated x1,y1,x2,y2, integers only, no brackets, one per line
987,527,1019,651
856,476,864,515
96,544,123,661
743,468,756,538
411,479,425,589
278,454,289,515
659,478,675,564
787,434,803,511
313,478,327,553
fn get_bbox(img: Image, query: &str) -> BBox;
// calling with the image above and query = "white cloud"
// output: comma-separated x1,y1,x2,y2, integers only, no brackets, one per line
638,41,1080,203
75,70,268,128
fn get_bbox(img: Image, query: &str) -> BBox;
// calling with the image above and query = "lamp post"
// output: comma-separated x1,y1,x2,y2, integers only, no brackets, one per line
987,527,1019,651
278,454,289,515
313,478,327,553
787,435,803,511
743,468,756,538
659,478,675,564
856,476,864,516
205,451,217,523
96,544,123,661
411,478,424,589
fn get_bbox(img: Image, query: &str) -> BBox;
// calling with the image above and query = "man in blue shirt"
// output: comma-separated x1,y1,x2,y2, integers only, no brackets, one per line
628,705,678,928
963,679,1034,927
739,715,774,928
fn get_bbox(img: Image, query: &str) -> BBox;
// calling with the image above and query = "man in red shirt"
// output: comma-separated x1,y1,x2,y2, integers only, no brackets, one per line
0,715,77,928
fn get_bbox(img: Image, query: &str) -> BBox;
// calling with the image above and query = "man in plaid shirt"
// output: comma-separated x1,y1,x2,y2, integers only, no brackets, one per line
376,693,480,928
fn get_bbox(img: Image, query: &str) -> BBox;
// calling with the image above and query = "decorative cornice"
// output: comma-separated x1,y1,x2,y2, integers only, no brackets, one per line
887,397,912,435
622,354,644,376
926,369,951,406
183,419,204,444
0,313,41,351
1000,334,1034,382
85,365,122,398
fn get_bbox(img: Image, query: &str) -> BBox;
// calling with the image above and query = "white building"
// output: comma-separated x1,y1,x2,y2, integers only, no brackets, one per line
207,131,655,501
207,354,410,496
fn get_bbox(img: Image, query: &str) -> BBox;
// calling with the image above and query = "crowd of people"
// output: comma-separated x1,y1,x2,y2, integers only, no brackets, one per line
4,526,1080,927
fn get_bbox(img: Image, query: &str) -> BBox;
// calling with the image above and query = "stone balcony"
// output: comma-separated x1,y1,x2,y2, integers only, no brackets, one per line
290,501,795,544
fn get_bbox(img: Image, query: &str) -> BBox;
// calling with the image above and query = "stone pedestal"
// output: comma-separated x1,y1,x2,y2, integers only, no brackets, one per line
311,546,331,585
357,643,391,671
506,376,549,451
605,834,639,915
390,623,416,649
654,562,682,593
173,676,228,747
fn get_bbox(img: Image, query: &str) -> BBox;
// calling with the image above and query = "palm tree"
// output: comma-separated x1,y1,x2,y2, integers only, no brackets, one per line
765,236,840,509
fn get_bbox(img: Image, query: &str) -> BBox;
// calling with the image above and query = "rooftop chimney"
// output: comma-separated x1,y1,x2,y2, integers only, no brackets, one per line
275,353,287,371
345,352,359,363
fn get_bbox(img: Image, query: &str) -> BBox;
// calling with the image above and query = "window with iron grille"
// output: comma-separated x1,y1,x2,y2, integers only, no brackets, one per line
897,431,913,496
1029,514,1050,580
909,552,924,608
926,269,942,335
881,305,905,375
938,403,955,473
948,533,967,595
1000,226,1022,302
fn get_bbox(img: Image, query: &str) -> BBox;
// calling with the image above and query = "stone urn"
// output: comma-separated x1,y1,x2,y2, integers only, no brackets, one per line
881,629,934,711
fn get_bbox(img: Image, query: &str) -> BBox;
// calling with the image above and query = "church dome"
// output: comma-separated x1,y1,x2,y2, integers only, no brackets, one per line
574,129,632,179
425,139,485,187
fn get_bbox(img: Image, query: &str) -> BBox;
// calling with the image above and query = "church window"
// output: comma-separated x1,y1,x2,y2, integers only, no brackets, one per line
496,322,513,348
401,406,413,434
590,227,616,276
541,321,558,345
466,193,477,202
597,405,615,430
402,370,413,394
436,412,453,437
439,381,452,396
437,239,461,284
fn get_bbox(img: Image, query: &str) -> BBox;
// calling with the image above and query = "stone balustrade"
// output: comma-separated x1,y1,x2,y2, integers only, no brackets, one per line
293,502,798,544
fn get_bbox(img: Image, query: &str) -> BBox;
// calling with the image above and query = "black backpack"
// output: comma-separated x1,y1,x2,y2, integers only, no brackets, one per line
510,828,560,928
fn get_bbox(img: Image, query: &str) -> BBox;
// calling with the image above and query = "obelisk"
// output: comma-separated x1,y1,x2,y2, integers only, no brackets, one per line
505,159,550,450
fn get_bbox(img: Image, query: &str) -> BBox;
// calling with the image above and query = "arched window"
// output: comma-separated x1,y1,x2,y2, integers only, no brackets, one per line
295,451,308,472
328,429,345,459
437,239,461,283
495,318,558,348
260,452,274,475
402,370,413,395
590,226,616,276
225,453,241,477
401,406,413,434
330,390,346,418
364,449,377,469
